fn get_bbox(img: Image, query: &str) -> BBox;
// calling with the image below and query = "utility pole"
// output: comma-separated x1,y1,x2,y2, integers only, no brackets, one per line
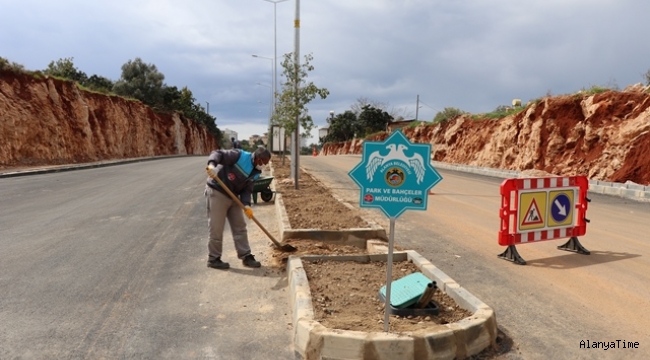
415,95,419,120
262,0,288,153
206,101,209,115
292,0,300,189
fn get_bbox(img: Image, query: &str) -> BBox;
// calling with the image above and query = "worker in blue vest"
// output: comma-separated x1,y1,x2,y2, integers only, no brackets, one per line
204,146,271,269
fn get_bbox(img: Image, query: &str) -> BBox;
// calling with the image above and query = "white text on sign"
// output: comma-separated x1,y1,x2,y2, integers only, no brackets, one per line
366,188,424,195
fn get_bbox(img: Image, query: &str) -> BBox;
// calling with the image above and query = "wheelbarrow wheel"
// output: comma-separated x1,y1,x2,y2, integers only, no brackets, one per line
261,189,274,202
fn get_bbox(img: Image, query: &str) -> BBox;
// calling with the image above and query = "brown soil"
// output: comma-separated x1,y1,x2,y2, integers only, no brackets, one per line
270,155,367,230
268,238,369,268
303,259,473,333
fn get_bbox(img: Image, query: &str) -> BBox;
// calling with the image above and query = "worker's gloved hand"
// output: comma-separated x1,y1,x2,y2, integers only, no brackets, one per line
244,206,254,219
206,165,218,178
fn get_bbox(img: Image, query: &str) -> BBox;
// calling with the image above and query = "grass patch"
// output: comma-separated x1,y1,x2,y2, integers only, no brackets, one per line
472,106,526,120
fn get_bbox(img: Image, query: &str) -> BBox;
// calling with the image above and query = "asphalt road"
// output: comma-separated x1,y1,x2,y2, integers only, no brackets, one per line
0,157,293,359
300,155,650,360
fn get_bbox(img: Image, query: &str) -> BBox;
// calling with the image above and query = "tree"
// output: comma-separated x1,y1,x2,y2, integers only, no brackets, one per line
358,105,393,136
350,97,388,115
43,57,88,84
240,139,252,151
0,57,25,73
323,110,358,143
433,107,466,124
161,85,182,112
272,53,329,137
170,86,219,140
350,96,411,120
113,58,165,109
85,75,114,93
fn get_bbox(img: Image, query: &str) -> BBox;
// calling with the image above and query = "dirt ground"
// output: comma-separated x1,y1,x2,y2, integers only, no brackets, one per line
302,259,472,333
270,155,367,230
264,155,509,356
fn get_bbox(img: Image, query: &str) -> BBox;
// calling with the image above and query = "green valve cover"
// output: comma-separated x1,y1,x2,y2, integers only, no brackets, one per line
378,272,431,309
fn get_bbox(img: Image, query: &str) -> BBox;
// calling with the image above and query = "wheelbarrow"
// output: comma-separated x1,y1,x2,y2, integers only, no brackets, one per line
252,176,275,204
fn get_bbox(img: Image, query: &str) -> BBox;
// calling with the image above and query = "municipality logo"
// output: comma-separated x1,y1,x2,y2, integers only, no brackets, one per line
385,167,405,187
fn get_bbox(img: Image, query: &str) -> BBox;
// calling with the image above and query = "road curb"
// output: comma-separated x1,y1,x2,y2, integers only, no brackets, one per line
288,250,497,360
0,155,189,178
431,161,650,202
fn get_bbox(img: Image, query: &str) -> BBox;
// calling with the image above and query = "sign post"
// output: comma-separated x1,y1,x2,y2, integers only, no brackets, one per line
348,130,442,331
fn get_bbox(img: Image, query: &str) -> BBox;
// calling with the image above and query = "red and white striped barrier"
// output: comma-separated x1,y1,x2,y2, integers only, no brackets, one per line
498,176,590,264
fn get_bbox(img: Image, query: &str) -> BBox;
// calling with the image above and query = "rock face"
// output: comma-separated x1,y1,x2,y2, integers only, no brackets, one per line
0,70,217,169
323,87,650,186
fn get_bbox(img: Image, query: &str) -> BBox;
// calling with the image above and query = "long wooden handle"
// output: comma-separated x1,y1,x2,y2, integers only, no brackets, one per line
206,168,284,247
207,167,248,210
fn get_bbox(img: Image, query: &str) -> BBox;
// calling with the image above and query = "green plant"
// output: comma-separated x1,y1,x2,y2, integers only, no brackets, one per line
474,105,527,120
406,120,427,128
272,52,329,138
322,110,358,143
0,57,26,73
364,130,387,139
433,107,466,124
581,85,611,95
113,58,166,109
358,104,393,136
43,57,88,84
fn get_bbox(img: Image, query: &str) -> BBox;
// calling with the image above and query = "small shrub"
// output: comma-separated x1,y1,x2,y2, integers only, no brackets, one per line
0,57,26,73
581,85,611,95
407,120,428,128
433,107,466,124
472,105,526,120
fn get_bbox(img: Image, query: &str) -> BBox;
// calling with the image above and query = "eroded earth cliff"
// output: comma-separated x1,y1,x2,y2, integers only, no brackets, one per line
0,70,217,169
323,85,650,186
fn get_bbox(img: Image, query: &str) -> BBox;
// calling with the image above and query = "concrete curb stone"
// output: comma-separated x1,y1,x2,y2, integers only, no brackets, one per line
431,161,650,203
288,250,497,360
0,155,188,178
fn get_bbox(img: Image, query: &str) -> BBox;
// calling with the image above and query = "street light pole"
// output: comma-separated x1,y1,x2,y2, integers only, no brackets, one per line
292,0,300,189
256,83,273,122
260,0,288,158
251,55,273,122
262,0,288,122
252,55,275,151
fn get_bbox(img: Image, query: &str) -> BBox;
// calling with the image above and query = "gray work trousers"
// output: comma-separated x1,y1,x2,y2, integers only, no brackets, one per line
205,186,251,260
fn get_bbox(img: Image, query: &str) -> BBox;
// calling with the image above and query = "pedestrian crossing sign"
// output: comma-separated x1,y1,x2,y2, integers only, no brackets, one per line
518,191,547,231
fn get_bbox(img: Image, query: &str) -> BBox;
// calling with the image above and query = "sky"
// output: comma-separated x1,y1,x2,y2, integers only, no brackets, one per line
3,0,650,144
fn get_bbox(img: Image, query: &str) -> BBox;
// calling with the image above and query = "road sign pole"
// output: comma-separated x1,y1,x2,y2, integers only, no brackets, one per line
348,131,442,332
383,217,396,332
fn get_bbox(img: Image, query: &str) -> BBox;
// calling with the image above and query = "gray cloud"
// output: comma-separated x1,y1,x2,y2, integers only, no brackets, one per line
2,0,650,143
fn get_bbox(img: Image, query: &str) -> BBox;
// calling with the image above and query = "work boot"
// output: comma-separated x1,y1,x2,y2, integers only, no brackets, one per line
242,254,261,268
207,257,230,270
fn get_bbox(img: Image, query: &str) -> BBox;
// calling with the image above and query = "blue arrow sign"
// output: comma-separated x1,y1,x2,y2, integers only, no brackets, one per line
550,193,571,223
348,130,443,218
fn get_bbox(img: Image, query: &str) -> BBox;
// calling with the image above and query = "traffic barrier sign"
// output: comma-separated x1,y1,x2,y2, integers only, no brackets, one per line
519,191,546,230
548,190,573,227
498,176,591,264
